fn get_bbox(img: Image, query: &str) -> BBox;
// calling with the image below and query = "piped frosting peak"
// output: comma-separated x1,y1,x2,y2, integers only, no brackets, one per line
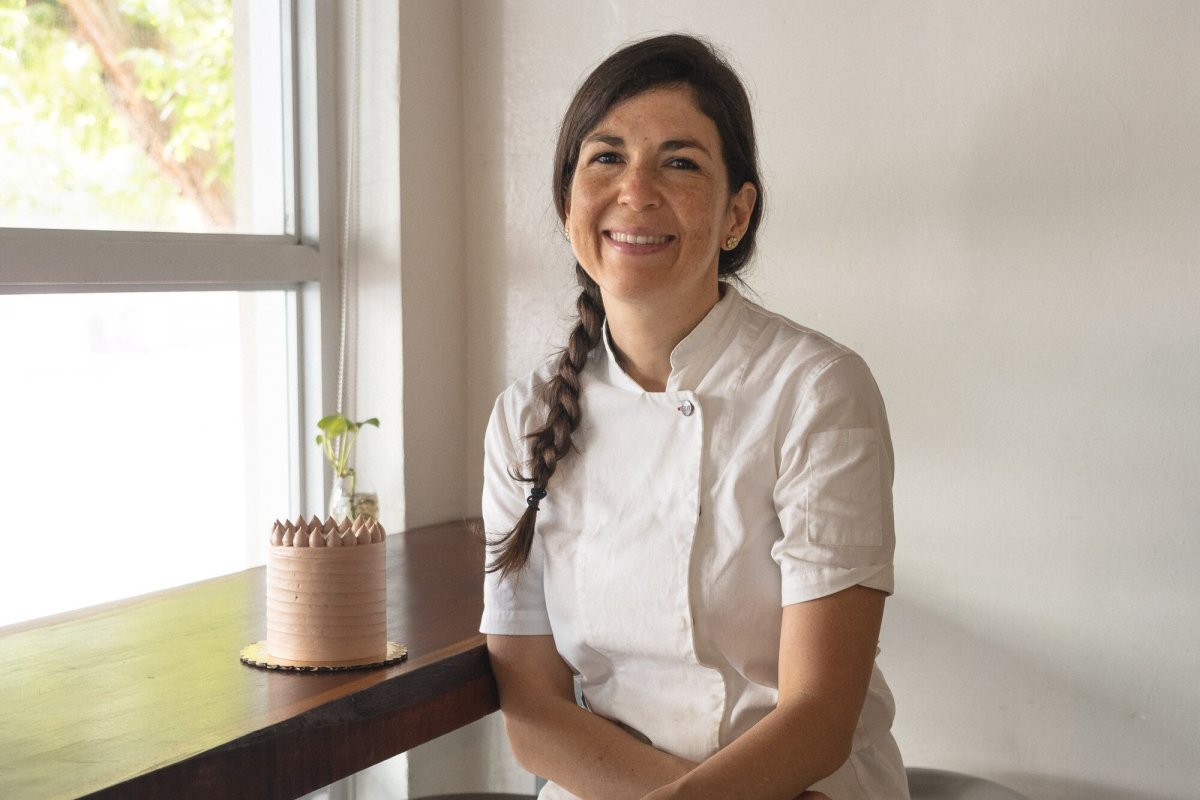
270,514,385,547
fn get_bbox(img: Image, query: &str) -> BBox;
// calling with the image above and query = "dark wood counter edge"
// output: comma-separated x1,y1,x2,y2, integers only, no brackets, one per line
0,519,500,800
81,643,499,800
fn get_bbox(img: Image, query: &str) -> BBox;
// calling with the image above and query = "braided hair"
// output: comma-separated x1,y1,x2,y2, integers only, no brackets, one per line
487,34,765,577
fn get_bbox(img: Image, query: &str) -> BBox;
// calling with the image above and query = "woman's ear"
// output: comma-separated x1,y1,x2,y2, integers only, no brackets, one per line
727,181,757,240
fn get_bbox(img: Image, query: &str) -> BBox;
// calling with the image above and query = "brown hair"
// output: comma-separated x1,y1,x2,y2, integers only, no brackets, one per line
487,33,765,577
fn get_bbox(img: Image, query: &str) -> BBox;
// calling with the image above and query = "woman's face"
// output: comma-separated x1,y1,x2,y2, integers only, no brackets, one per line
566,85,756,318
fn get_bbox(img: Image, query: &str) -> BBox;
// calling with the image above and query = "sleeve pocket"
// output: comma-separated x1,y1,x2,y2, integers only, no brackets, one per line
805,428,884,547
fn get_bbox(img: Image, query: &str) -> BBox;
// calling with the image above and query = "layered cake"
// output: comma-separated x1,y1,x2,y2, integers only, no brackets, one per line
265,515,388,667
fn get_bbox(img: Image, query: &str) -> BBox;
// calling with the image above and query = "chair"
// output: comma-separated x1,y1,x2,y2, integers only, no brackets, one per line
907,767,1027,800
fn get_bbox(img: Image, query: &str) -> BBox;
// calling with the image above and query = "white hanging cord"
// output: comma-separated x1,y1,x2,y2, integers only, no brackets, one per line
336,0,362,416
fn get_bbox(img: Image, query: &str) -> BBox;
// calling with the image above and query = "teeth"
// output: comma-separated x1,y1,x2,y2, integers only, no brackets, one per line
610,231,669,245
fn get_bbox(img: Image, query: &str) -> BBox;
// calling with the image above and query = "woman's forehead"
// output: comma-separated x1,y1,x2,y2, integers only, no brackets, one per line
586,86,720,147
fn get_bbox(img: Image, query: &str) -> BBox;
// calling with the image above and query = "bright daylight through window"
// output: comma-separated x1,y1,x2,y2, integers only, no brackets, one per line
0,0,326,627
0,291,292,625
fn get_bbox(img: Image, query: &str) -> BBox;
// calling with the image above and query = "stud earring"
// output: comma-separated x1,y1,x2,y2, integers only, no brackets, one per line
723,235,739,251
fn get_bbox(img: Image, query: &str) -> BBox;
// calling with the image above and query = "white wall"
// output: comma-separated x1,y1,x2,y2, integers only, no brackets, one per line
344,2,514,797
349,0,470,535
452,2,1200,799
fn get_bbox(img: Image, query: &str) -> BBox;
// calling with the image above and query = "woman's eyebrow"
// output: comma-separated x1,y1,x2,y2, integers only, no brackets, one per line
583,133,624,147
661,138,709,155
582,134,710,157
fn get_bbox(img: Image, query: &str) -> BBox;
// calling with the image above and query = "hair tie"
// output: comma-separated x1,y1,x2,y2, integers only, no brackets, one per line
527,487,547,509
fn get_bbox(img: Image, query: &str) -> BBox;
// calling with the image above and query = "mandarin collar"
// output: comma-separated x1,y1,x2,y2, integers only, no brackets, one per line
597,285,745,394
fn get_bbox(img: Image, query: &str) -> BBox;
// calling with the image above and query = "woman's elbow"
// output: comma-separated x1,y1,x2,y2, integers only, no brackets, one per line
818,733,855,780
498,705,545,774
776,701,857,782
807,721,857,783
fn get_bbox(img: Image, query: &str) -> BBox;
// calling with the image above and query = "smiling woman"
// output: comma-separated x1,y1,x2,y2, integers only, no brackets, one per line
481,33,906,800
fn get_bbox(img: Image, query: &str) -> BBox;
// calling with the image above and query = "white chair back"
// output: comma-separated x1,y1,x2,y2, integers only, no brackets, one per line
907,767,1028,800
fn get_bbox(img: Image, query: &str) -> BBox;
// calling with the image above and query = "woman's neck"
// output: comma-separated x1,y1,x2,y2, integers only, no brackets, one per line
604,284,722,392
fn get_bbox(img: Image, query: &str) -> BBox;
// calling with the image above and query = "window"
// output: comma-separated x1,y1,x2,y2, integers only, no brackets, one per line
0,290,294,623
0,0,336,627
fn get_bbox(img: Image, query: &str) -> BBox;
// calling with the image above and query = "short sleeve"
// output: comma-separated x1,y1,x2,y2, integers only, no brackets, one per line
479,391,553,635
772,353,896,605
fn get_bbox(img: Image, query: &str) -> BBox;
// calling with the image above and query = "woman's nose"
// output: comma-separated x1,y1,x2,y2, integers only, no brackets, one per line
618,164,662,211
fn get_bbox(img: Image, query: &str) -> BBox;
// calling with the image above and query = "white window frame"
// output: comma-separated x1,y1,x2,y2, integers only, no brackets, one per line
0,0,338,514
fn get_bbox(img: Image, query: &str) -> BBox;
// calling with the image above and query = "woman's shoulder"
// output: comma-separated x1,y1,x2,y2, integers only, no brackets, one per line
489,349,574,436
732,292,872,386
497,357,555,403
729,294,891,437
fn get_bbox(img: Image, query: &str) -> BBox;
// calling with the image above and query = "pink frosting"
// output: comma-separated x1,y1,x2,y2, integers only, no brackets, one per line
266,536,387,666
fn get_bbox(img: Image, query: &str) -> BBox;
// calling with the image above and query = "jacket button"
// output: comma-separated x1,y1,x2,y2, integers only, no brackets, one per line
678,400,695,417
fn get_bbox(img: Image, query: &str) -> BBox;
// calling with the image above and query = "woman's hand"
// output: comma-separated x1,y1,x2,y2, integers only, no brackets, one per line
492,585,881,800
637,586,885,799
488,634,696,800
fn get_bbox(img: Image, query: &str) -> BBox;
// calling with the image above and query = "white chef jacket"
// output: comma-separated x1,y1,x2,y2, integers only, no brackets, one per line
481,287,908,799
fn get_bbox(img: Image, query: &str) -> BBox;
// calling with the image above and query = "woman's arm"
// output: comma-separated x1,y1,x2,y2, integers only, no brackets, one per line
488,633,697,800
642,585,886,800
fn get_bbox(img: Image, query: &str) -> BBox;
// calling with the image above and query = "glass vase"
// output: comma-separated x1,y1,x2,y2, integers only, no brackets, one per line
328,471,379,521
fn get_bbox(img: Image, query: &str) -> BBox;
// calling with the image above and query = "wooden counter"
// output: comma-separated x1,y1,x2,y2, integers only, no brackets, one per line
0,520,497,800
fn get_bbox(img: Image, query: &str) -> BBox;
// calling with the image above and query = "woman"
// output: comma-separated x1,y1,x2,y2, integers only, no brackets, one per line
481,34,908,800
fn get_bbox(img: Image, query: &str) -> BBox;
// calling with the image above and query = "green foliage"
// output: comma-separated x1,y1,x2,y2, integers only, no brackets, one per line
0,1,123,154
119,0,235,187
0,0,234,228
316,415,381,478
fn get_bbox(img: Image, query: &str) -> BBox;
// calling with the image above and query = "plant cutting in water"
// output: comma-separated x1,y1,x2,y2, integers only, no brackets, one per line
316,414,380,489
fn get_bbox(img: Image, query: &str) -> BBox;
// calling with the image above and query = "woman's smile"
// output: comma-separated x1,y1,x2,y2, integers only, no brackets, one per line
604,230,672,245
604,229,676,252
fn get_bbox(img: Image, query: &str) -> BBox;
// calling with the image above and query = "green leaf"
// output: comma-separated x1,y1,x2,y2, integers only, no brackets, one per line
316,414,349,437
315,413,379,476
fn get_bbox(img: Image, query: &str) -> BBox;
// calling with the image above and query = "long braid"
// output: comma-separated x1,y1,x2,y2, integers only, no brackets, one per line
487,266,605,578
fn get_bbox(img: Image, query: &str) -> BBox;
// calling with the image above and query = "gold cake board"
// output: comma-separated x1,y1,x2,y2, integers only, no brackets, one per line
240,641,407,672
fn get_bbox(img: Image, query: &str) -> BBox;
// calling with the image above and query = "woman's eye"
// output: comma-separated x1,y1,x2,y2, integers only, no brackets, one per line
593,152,621,164
667,157,699,170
